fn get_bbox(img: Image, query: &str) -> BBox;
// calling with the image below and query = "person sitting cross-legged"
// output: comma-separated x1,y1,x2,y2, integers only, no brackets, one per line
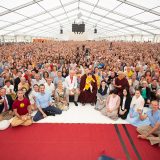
101,89,120,120
137,100,160,146
11,89,32,127
95,80,109,110
33,84,62,122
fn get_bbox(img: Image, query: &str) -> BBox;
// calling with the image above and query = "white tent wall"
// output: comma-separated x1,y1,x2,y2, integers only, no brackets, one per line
0,35,33,43
0,0,160,42
98,34,160,43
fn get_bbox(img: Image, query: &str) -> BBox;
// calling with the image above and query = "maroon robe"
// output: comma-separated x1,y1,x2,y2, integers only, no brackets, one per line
115,77,129,96
79,74,97,103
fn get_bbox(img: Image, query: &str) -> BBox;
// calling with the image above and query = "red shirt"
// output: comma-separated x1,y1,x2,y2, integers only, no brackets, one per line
12,98,30,115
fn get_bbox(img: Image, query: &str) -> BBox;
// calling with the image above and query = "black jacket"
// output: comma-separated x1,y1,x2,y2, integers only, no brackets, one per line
118,95,132,119
120,95,132,112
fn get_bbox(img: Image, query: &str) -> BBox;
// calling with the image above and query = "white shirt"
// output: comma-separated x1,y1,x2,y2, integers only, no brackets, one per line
44,82,55,95
31,78,46,87
65,75,77,90
3,85,14,94
122,96,126,110
130,95,144,111
29,91,39,105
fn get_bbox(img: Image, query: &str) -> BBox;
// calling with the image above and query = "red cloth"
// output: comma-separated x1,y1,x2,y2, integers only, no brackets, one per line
12,98,30,115
115,77,129,96
79,74,97,103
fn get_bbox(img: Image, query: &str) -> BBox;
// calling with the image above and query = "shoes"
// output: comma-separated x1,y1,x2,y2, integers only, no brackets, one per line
82,103,85,106
74,101,78,106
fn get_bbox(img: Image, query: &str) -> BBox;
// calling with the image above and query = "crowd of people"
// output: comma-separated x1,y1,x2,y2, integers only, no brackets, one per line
0,40,160,146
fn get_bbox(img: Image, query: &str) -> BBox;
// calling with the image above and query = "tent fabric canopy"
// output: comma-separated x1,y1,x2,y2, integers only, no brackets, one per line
0,0,160,41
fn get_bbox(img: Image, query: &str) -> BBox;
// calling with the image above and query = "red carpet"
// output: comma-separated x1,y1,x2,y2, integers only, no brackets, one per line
0,124,159,160
125,125,160,160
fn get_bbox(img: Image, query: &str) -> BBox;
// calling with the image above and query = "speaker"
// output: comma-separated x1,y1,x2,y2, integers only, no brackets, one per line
72,23,85,33
94,28,97,33
72,24,78,32
60,29,63,34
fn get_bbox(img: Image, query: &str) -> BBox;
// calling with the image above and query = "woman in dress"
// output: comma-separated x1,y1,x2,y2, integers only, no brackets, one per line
101,89,120,120
54,80,68,111
127,89,150,126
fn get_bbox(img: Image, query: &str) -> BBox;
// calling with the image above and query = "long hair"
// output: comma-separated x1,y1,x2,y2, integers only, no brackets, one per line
98,80,108,95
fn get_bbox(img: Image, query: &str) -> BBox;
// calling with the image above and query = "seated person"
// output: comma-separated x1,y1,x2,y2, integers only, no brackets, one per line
65,70,79,106
95,80,109,110
11,89,32,127
55,81,68,111
79,68,97,106
0,88,14,121
127,89,149,127
83,73,95,93
101,89,120,120
33,84,62,122
118,88,132,120
137,100,160,146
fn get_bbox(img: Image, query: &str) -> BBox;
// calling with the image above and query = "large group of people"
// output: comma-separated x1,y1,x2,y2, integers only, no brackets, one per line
0,40,160,146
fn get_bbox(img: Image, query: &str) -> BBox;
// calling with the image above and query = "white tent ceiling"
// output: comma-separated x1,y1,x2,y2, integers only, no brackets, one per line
0,0,160,40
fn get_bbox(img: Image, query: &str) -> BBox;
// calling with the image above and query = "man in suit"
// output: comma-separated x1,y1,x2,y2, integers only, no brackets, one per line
0,88,14,121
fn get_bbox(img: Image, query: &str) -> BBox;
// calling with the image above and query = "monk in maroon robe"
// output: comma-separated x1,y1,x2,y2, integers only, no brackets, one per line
79,68,97,105
114,71,129,96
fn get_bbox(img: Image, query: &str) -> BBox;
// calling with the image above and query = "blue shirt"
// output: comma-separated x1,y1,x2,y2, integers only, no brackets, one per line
146,109,160,127
36,92,52,109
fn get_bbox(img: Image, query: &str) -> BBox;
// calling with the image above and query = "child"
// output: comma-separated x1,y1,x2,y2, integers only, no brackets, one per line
83,73,95,93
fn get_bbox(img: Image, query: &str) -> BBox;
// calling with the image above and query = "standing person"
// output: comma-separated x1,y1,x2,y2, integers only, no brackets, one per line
14,70,22,92
79,68,97,106
11,90,32,127
65,70,79,106
44,77,55,96
33,84,62,122
137,100,160,146
118,89,132,120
